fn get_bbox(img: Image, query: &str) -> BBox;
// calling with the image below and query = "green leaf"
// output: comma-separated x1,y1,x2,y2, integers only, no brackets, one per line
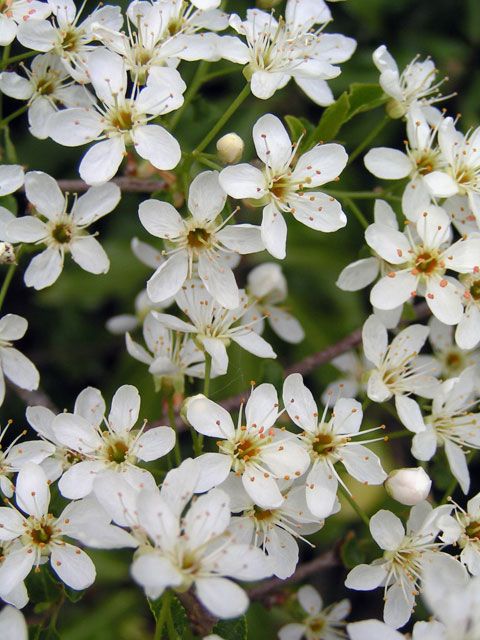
0,194,17,215
170,595,189,637
63,586,86,603
3,127,18,164
309,91,350,144
340,532,366,569
213,616,247,640
345,83,386,121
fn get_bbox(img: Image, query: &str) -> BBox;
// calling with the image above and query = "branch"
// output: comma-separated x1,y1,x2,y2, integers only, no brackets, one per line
176,590,217,637
21,177,166,194
8,382,58,413
248,548,340,605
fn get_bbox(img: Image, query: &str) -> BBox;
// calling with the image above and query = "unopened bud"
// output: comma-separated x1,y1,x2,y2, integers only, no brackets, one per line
385,98,406,120
216,133,244,164
0,242,15,264
385,467,431,506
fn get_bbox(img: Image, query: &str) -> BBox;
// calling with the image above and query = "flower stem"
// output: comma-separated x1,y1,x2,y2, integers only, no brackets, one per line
0,248,21,313
338,484,370,526
344,198,369,230
170,60,210,132
347,115,389,165
0,104,28,129
192,83,250,156
196,155,223,171
154,591,171,640
0,50,36,69
167,396,182,466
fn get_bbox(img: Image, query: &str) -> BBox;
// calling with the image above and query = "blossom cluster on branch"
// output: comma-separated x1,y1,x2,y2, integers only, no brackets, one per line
0,0,480,638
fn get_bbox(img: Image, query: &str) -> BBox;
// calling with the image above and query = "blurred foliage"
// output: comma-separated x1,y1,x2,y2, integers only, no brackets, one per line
1,0,480,637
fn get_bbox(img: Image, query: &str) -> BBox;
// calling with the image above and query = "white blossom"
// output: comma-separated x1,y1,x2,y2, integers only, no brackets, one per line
6,172,120,289
51,384,175,499
219,113,348,259
0,0,51,46
187,384,310,509
345,502,456,629
128,460,272,618
279,586,350,640
440,492,480,575
397,367,480,495
0,314,39,408
153,279,276,375
139,170,263,308
385,467,432,506
0,606,28,640
456,272,480,350
283,373,387,519
219,3,355,105
0,463,136,601
48,49,185,185
0,53,93,139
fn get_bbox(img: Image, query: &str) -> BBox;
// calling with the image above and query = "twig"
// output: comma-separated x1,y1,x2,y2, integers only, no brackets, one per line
248,548,340,603
176,590,217,637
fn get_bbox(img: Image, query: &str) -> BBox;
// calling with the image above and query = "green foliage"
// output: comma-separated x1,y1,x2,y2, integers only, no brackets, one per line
213,616,248,640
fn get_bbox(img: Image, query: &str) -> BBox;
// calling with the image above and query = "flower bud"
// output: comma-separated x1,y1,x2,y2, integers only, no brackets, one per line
385,467,431,506
0,242,15,264
216,133,244,164
385,98,406,119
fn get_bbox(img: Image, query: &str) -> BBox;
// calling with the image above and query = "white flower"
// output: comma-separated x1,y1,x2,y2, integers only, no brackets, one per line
241,262,304,344
51,384,175,499
219,113,348,259
362,315,439,404
345,502,456,629
139,170,263,308
283,373,387,519
422,117,480,222
6,172,119,289
278,585,350,640
0,53,93,139
0,606,28,640
0,421,54,497
347,619,445,640
366,206,480,325
17,0,123,81
398,367,480,495
187,384,310,508
153,279,276,375
372,45,447,118
48,49,185,185
456,273,480,350
219,3,355,105
222,473,322,579
93,0,228,83
440,492,480,575
0,463,136,601
0,0,51,46
129,459,272,618
322,350,367,401
364,106,442,219
126,311,208,392
0,164,24,196
0,314,39,407
385,467,432,506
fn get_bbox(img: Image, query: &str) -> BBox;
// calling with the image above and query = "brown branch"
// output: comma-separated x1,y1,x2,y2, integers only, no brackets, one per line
21,177,166,194
8,382,58,413
177,590,217,637
248,548,340,605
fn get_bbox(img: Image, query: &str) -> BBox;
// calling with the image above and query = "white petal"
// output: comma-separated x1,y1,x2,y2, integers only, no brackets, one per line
132,124,181,170
290,193,346,232
193,453,232,492
278,623,306,640
0,347,39,392
24,248,63,289
195,577,249,619
0,165,24,195
0,72,32,99
411,430,437,461
250,70,288,100
25,171,64,220
198,253,239,309
345,563,388,590
147,251,189,303
53,413,103,452
293,144,348,187
0,548,35,598
261,203,287,259
6,216,47,243
187,396,234,439
364,148,412,179
74,387,105,427
48,108,104,147
138,200,184,238
231,328,276,360
365,224,411,264
16,19,56,52
136,490,179,551
242,466,284,509
297,585,322,615
283,373,318,432
0,606,28,640
50,544,96,590
131,553,182,597
79,137,126,186
188,171,226,221
108,385,140,434
70,236,109,274
362,315,388,367
305,462,338,518
253,113,292,168
423,171,459,198
384,581,414,629
58,461,106,499
87,49,127,105
133,427,175,462
370,271,417,310
336,258,379,291
184,488,230,546
347,620,404,640
219,164,266,200
16,462,49,518
369,509,405,550
425,278,463,326
71,183,121,225
445,440,470,494
216,224,264,254
395,395,425,433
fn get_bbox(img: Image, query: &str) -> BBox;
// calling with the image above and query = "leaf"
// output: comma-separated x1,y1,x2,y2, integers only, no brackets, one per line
170,595,189,638
63,586,86,603
3,127,18,164
213,616,248,640
345,83,386,121
0,194,18,215
309,92,350,144
340,532,366,569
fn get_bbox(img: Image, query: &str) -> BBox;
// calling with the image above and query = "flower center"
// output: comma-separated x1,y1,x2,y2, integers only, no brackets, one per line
51,222,73,244
30,523,53,544
269,176,291,201
307,616,326,634
109,107,135,132
253,506,274,522
465,520,480,540
414,251,439,274
415,152,436,175
235,436,261,462
60,28,80,53
311,433,336,456
106,440,129,464
168,17,184,36
470,280,480,301
36,76,56,96
0,0,13,16
187,227,211,249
